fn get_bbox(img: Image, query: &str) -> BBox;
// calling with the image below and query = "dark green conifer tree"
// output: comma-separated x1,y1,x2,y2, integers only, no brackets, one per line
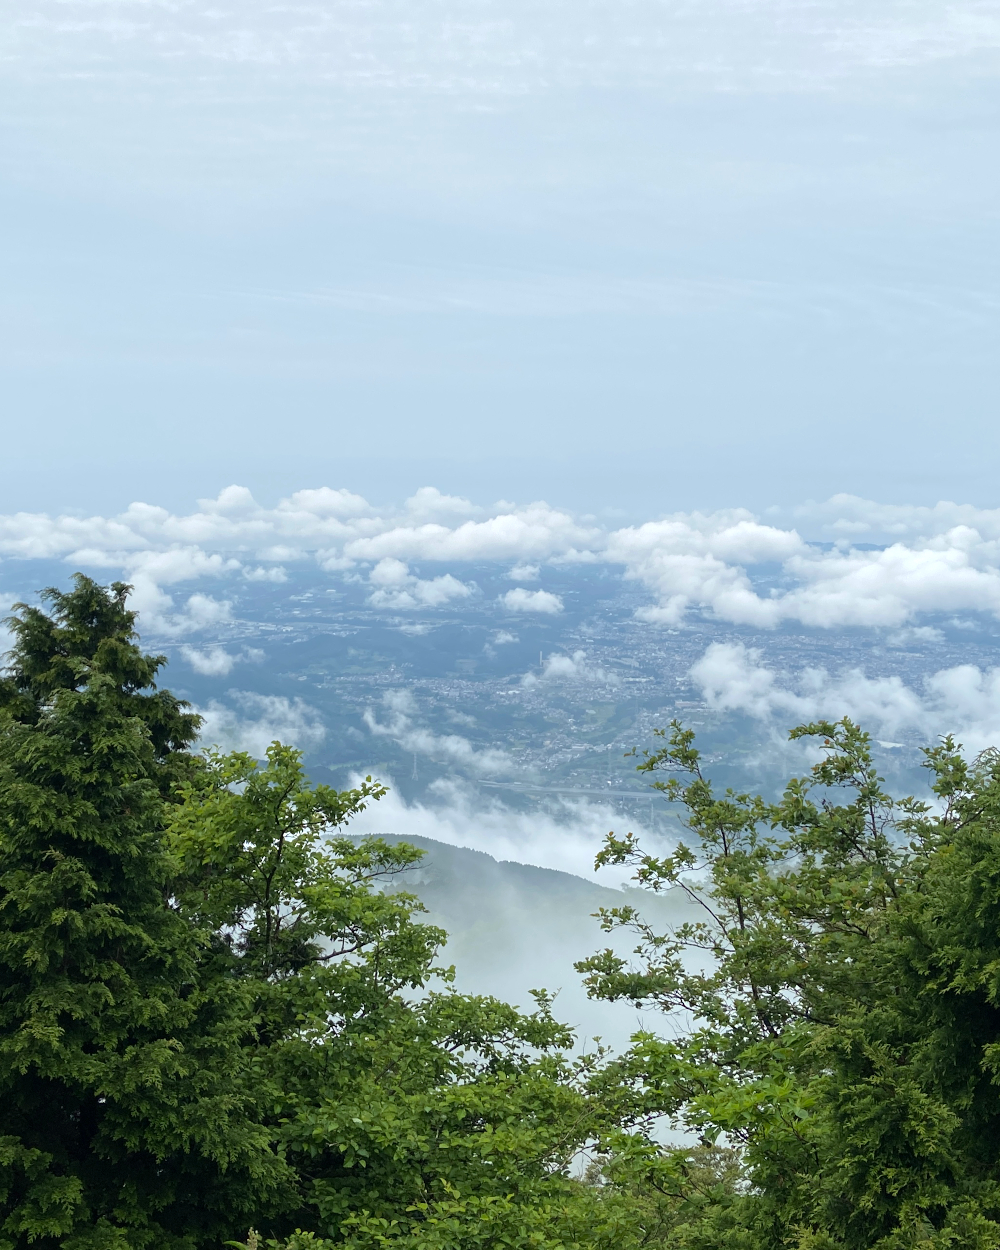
0,577,288,1250
0,576,200,795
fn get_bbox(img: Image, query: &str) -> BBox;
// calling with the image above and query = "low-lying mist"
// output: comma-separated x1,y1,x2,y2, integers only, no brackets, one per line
345,826,692,1058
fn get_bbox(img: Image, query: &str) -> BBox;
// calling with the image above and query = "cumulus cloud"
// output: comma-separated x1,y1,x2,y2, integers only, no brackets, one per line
281,487,372,518
243,565,288,583
501,587,564,614
507,563,540,581
364,690,512,776
522,649,618,688
128,587,233,637
367,557,473,609
609,508,1000,629
106,548,239,635
180,645,264,677
690,642,1000,755
181,647,238,677
402,487,482,524
608,512,807,628
197,691,327,757
343,501,598,564
10,486,1000,634
397,621,435,636
791,495,1000,545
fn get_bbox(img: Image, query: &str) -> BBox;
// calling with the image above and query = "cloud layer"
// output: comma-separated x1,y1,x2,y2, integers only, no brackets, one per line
691,641,1000,756
198,691,327,757
364,690,513,777
8,486,1000,634
343,772,659,886
13,0,999,99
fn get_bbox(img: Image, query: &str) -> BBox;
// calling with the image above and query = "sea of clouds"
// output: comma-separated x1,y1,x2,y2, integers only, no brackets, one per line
7,484,1000,877
7,484,1000,633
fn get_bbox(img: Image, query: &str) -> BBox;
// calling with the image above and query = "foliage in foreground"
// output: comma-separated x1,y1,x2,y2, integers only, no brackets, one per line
0,577,630,1250
7,575,1000,1250
579,719,1000,1249
166,746,627,1250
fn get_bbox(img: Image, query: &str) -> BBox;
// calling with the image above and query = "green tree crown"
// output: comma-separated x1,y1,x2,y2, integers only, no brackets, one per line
579,719,1000,1249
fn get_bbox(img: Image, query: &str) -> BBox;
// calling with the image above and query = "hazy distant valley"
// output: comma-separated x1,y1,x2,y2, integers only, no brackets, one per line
6,555,997,813
5,554,998,1046
136,560,1000,808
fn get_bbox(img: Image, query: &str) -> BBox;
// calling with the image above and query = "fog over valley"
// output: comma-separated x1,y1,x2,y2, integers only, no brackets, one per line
5,484,1000,1044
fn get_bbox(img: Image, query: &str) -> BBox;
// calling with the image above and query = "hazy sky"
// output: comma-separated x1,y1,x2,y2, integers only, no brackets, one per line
4,1,1000,517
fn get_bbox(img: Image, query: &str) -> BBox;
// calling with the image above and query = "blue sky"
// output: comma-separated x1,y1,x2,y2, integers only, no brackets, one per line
3,0,1000,517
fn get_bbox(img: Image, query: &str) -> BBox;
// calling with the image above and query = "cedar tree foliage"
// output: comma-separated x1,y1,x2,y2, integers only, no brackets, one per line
0,577,288,1250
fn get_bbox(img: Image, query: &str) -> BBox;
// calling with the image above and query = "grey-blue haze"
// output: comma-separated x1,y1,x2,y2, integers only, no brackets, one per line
2,2,999,515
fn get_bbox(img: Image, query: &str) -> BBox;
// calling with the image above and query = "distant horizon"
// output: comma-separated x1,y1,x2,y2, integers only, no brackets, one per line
4,482,1000,631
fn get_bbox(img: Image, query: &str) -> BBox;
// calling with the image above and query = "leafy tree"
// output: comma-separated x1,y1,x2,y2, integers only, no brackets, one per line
579,720,1000,1249
166,745,632,1250
581,1143,747,1250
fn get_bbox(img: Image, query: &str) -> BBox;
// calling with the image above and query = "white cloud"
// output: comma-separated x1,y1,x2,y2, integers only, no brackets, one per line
44,544,240,636
887,626,945,646
181,645,264,677
367,557,473,609
501,587,564,614
774,542,1000,628
508,563,540,581
791,495,1000,544
243,565,288,583
607,512,807,628
403,487,482,524
364,690,512,776
129,586,233,637
609,508,1000,629
178,593,233,630
181,647,238,677
343,501,598,564
522,649,618,688
11,487,1000,634
281,487,372,519
689,641,1000,755
197,691,327,757
344,773,660,886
